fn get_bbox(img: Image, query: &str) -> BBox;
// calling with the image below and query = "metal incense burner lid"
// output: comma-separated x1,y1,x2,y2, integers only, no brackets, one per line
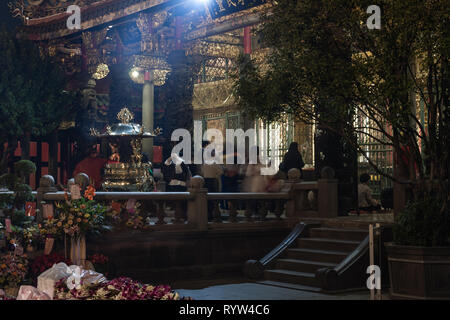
90,107,161,138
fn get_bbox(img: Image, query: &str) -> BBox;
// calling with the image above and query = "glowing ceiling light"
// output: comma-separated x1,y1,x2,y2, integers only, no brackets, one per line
131,70,140,78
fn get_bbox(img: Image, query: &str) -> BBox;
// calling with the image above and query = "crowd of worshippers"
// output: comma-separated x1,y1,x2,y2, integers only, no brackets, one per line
162,141,306,195
72,141,384,215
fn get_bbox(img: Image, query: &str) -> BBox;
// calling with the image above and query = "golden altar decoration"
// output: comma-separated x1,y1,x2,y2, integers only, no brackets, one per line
90,108,161,191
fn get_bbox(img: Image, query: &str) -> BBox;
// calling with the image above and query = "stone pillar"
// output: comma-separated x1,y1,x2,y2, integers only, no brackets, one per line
317,167,338,218
142,70,154,161
285,168,302,224
187,176,208,231
36,175,58,224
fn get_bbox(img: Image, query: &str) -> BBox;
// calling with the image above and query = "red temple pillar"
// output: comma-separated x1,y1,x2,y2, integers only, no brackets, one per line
244,26,252,55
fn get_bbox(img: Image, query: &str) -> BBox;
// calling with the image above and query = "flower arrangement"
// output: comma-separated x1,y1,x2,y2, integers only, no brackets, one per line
107,200,149,230
29,252,71,282
43,186,107,239
0,253,29,289
54,276,187,300
22,224,42,249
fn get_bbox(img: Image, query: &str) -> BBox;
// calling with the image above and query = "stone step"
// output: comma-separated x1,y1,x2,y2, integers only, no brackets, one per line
276,258,336,273
308,227,368,241
264,269,319,287
297,237,360,252
257,280,322,292
286,248,349,264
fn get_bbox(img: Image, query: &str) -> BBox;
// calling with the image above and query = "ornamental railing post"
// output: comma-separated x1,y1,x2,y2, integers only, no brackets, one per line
317,167,338,218
187,176,208,231
284,168,302,224
36,175,57,224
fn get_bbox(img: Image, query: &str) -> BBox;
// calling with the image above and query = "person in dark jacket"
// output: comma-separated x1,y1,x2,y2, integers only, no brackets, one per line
163,153,191,192
279,142,305,177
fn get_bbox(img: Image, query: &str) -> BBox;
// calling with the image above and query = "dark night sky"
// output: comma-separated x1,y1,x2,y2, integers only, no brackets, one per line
1,1,21,30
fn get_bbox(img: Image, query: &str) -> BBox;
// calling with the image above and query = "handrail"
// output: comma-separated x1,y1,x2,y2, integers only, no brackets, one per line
43,191,194,201
0,191,38,196
244,222,308,279
260,222,306,266
334,235,369,275
316,235,370,291
292,182,319,190
207,192,291,200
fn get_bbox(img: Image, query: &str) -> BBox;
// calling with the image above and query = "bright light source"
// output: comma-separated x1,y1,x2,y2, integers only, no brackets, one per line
131,70,139,78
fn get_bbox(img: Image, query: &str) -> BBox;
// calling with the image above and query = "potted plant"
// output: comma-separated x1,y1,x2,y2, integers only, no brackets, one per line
385,197,450,299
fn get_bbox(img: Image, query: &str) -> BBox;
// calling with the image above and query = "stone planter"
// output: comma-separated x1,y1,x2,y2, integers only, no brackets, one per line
386,243,450,299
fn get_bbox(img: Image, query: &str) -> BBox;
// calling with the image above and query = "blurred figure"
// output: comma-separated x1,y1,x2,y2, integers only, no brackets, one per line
73,145,107,190
242,146,267,192
358,173,381,212
265,171,286,192
279,142,305,177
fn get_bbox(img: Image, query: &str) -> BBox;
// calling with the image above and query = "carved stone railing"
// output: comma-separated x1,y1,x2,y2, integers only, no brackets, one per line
287,167,338,219
6,166,339,230
207,192,291,223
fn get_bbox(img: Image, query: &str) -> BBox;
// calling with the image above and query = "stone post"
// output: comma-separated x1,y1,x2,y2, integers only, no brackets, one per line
187,176,208,231
317,167,338,218
74,173,90,194
36,175,57,224
285,168,302,224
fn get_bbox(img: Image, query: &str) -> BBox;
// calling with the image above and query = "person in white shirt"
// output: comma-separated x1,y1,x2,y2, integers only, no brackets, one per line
358,173,381,212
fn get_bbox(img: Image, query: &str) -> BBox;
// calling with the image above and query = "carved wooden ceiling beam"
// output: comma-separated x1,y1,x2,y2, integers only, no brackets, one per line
16,0,177,41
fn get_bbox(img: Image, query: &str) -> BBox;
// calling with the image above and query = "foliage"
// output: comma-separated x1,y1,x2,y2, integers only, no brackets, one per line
14,161,36,180
0,173,18,190
54,276,185,300
0,160,35,237
235,0,449,212
393,198,450,247
0,253,28,288
233,0,450,246
0,27,79,172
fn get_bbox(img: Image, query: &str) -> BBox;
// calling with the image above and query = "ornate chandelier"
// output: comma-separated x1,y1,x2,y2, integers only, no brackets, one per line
129,55,171,86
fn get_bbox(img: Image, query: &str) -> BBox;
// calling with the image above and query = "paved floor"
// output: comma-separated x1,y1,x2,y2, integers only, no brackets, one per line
174,279,372,300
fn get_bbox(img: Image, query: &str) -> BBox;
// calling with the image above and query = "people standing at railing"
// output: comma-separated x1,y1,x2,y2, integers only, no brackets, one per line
279,142,305,178
242,146,268,193
200,141,223,220
358,173,381,213
219,147,241,211
163,153,191,192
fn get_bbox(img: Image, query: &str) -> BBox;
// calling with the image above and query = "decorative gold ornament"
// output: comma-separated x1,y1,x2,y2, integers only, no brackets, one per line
117,108,134,124
129,55,171,86
92,63,110,80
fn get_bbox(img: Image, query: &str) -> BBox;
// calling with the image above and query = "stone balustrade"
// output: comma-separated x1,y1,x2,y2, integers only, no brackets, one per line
2,167,338,230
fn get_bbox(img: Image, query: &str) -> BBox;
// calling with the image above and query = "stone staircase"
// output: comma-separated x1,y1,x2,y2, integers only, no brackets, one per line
259,226,368,292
